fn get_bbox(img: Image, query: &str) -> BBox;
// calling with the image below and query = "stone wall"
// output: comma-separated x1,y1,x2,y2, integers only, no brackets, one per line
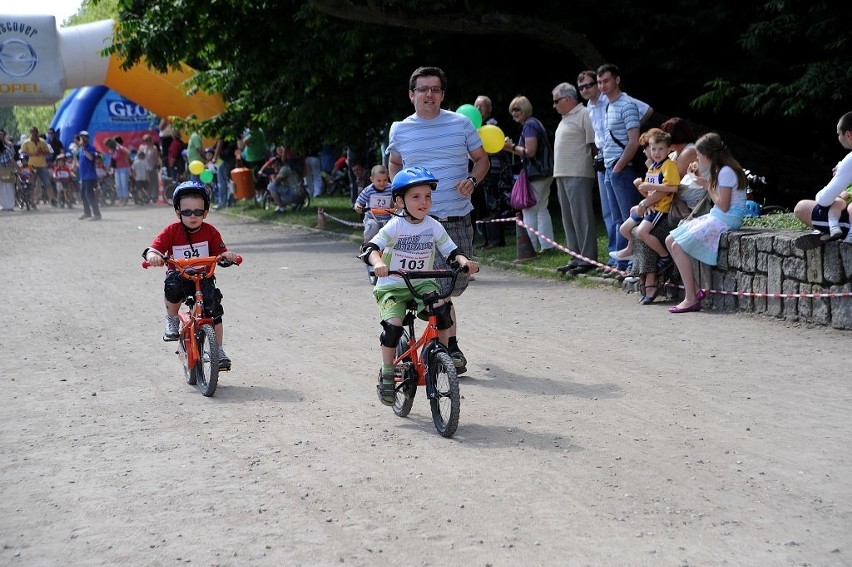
686,229,852,329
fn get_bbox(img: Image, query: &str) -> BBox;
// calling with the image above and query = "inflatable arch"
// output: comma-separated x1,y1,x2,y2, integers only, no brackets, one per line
0,16,224,150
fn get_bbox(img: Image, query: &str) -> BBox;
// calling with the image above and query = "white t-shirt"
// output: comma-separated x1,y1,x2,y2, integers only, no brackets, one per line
369,215,458,288
814,151,852,207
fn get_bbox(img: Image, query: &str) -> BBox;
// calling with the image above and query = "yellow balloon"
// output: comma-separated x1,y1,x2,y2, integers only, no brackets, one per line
478,124,505,154
189,160,205,175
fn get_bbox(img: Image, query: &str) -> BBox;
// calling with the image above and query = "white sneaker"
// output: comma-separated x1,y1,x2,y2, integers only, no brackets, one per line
163,315,179,341
609,249,634,261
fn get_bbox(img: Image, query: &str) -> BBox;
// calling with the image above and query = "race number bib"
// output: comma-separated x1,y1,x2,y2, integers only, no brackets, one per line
389,232,434,271
172,242,211,259
368,193,392,210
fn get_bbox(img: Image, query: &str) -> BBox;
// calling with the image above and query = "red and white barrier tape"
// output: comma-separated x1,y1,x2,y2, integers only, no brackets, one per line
478,217,852,299
318,209,363,228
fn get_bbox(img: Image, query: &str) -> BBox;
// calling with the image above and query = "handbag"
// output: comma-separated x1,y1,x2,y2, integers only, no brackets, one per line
510,169,536,210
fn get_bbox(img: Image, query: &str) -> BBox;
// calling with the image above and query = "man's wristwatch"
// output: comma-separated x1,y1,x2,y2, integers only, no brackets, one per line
466,176,478,188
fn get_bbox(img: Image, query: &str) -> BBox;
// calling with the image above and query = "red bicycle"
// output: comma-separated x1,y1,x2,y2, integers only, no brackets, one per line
143,253,242,396
378,265,466,437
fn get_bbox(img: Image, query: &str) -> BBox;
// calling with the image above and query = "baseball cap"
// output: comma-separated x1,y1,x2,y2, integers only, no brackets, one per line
78,130,89,137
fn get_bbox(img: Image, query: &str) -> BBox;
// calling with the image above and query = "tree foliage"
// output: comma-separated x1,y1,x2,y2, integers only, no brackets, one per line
98,0,851,198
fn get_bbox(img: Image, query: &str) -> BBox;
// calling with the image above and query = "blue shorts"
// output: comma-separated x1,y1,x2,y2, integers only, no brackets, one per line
811,205,851,238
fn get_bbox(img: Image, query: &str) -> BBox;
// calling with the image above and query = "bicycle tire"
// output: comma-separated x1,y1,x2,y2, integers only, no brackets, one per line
178,330,196,385
163,180,177,206
99,179,116,206
392,332,416,417
193,324,219,397
428,350,460,437
759,205,788,216
262,191,274,211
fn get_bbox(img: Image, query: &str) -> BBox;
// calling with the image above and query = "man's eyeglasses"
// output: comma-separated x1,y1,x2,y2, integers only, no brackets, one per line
553,96,568,105
578,83,595,91
510,107,521,113
180,209,206,217
412,86,444,94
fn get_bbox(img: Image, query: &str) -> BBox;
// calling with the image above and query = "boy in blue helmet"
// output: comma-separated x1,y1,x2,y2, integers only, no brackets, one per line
359,166,479,405
143,181,239,370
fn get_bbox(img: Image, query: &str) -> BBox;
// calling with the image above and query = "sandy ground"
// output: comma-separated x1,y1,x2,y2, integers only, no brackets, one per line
1,204,850,567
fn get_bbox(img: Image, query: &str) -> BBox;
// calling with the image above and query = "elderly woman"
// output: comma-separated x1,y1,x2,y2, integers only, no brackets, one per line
503,95,556,255
629,117,705,303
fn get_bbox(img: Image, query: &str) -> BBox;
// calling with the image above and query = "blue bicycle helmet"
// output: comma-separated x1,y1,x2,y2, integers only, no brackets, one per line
391,166,438,200
172,180,210,211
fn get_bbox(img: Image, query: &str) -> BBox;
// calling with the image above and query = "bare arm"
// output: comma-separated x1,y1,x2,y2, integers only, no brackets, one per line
387,152,403,180
614,127,640,173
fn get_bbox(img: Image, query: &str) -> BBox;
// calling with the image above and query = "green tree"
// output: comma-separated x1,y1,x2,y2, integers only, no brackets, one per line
102,0,850,199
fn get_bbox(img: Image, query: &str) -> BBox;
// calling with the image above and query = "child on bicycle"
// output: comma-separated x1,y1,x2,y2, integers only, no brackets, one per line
143,181,239,370
53,153,74,208
359,166,479,405
353,164,394,241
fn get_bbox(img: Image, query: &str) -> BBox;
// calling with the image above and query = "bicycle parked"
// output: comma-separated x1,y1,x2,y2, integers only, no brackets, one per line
374,264,467,438
143,253,243,397
744,169,786,217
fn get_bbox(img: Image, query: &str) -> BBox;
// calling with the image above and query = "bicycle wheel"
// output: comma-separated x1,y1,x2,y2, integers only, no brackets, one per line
392,331,417,417
178,332,196,385
163,180,177,206
99,180,116,206
193,323,219,397
262,191,274,211
427,349,460,437
759,205,788,216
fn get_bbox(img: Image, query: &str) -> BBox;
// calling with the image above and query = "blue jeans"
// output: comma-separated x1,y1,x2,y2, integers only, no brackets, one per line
603,165,641,268
596,170,617,259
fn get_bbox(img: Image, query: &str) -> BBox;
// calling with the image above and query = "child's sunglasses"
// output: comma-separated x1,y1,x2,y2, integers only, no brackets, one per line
180,209,205,217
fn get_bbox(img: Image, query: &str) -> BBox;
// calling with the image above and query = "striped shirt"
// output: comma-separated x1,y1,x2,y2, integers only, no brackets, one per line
387,109,483,218
602,94,640,168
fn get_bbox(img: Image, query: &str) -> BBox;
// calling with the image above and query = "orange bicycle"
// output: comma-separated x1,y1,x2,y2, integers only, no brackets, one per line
376,264,466,437
143,253,242,396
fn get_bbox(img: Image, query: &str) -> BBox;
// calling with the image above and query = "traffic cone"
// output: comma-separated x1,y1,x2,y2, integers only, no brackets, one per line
316,207,328,229
515,214,537,261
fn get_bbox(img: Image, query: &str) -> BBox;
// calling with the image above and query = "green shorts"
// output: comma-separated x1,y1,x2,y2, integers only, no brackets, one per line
373,281,439,322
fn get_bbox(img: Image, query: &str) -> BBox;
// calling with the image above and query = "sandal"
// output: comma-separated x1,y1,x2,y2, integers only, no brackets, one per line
376,372,396,406
640,284,658,305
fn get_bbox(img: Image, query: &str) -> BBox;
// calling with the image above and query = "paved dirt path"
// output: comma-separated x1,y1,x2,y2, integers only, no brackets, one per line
1,205,850,566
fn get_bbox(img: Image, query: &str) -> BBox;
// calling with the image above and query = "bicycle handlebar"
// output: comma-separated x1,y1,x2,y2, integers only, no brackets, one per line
142,254,243,275
375,264,469,303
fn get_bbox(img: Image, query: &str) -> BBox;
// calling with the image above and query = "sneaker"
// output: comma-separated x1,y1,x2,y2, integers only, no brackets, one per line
377,371,395,406
91,215,102,221
163,315,180,341
821,226,844,242
449,346,467,375
656,255,673,273
218,347,231,371
609,249,634,261
79,214,91,220
794,231,824,251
